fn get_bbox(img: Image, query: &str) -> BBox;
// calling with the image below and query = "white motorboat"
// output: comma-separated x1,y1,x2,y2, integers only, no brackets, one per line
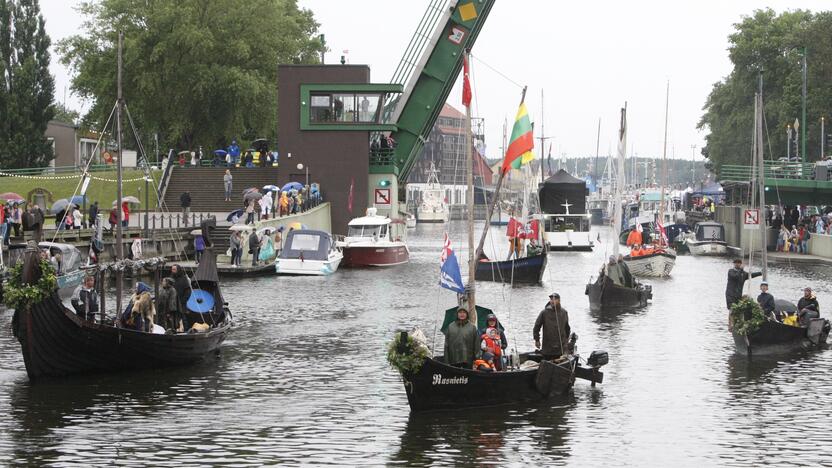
686,221,728,256
541,213,594,251
275,229,342,276
39,242,86,298
338,207,409,267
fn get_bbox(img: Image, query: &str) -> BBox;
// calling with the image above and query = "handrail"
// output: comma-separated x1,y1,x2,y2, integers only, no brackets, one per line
157,162,175,201
720,161,818,182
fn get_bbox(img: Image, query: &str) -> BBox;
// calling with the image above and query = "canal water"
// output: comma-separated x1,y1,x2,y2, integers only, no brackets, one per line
1,223,831,466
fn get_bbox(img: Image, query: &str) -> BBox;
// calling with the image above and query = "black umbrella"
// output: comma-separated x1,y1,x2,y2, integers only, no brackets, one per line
251,138,269,151
244,191,263,201
226,209,244,222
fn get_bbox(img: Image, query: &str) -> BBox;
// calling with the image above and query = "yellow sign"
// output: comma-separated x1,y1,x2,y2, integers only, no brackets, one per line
459,2,477,22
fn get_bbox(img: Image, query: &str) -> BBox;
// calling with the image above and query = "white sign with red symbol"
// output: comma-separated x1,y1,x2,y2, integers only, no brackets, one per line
743,209,760,229
448,26,467,44
374,188,391,206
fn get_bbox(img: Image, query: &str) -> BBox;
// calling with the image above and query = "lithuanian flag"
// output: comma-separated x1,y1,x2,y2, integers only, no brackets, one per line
501,103,534,173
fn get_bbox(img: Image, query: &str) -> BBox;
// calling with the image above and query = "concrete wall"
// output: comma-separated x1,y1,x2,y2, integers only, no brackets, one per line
809,233,832,257
716,205,774,252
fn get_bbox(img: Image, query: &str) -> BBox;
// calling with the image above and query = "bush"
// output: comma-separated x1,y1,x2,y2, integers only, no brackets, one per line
730,297,766,336
4,260,57,310
387,331,429,375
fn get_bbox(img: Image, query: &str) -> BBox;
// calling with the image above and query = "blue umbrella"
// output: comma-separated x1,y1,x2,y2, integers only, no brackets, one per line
69,195,87,205
50,199,74,214
187,289,215,313
263,184,279,192
282,182,303,192
226,208,244,222
213,149,228,156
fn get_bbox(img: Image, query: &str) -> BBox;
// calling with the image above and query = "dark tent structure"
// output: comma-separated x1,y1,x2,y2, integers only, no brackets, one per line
538,170,589,214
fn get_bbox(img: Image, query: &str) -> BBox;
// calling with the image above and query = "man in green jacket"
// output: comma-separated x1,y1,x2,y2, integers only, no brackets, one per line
533,293,571,359
443,307,479,367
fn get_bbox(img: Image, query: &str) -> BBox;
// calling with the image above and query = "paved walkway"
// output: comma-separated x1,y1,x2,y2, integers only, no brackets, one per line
767,251,832,266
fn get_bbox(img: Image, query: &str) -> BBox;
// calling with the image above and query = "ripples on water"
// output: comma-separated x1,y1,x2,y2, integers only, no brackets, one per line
1,223,831,466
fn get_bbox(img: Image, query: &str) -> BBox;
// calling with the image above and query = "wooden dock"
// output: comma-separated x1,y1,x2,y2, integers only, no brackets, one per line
161,260,276,277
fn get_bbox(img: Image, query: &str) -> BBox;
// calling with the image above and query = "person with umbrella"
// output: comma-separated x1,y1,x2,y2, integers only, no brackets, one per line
72,204,83,230
259,190,273,220
224,169,233,202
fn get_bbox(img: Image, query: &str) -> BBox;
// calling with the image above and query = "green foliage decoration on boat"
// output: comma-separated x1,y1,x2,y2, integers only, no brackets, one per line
730,297,766,336
387,331,429,375
4,260,57,310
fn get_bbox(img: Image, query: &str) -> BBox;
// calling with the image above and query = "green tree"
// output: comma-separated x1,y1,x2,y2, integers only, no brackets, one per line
698,9,832,172
0,0,55,169
52,101,79,124
59,0,325,152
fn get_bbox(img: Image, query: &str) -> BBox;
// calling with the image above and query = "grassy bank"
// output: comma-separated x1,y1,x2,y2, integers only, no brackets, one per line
0,170,161,209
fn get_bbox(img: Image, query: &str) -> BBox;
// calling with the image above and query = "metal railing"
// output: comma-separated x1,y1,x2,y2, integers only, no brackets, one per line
0,164,118,176
370,147,397,169
720,161,816,182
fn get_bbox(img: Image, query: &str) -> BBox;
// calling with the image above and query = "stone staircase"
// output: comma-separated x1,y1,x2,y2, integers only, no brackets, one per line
162,166,281,213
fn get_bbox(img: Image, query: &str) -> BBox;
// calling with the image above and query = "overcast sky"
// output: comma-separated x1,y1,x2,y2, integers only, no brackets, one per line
43,0,829,162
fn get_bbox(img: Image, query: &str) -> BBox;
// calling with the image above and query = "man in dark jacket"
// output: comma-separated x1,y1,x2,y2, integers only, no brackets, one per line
170,264,192,315
156,277,182,331
71,275,99,321
533,293,571,359
797,287,820,326
89,201,99,228
757,281,775,316
180,191,192,226
248,230,260,266
725,258,761,310
443,307,479,367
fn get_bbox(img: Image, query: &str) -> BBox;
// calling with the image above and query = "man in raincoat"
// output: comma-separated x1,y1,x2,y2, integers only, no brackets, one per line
443,307,479,367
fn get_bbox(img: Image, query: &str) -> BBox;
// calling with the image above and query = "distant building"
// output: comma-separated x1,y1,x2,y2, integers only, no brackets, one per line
408,103,492,187
44,120,79,168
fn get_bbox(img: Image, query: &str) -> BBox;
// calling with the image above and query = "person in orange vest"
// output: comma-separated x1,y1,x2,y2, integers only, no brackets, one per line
472,352,495,372
480,326,504,371
630,244,642,257
626,228,642,246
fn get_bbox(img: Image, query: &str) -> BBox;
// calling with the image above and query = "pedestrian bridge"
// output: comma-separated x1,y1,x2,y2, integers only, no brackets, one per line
719,161,832,205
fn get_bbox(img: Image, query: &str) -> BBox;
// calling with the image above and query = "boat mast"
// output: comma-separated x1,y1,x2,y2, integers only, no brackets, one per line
464,50,477,321
594,118,601,189
613,104,628,258
659,81,669,244
756,74,768,281
115,32,125,317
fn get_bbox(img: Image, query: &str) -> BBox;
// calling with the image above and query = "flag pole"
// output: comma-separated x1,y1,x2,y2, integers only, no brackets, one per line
463,50,477,322
475,87,527,259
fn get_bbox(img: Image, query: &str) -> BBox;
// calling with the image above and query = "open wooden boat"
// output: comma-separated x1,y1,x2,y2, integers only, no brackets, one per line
732,300,830,356
398,347,604,412
475,251,547,284
11,249,231,381
623,248,676,278
585,274,651,311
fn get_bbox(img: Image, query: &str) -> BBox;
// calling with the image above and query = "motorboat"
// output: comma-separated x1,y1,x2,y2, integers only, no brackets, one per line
686,221,728,256
541,214,594,251
39,242,86,298
275,229,342,276
538,170,594,251
338,207,409,267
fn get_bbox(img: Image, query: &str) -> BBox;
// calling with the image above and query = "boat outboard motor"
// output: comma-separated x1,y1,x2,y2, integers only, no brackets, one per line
587,350,609,368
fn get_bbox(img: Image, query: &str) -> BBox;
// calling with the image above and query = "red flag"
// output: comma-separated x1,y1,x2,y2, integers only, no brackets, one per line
462,55,472,108
506,217,522,238
347,177,354,214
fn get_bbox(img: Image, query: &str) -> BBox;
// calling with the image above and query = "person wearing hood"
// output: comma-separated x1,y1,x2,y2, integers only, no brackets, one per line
604,255,625,287
725,258,761,310
171,264,192,314
797,287,820,326
260,191,273,220
443,307,479,367
478,314,508,370
617,253,633,288
122,282,155,332
533,293,571,359
228,139,241,166
156,277,183,332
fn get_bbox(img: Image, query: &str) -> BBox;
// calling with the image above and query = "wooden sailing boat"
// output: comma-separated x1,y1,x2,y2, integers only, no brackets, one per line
475,88,547,284
731,80,829,356
623,82,676,277
10,34,231,380
394,55,604,412
586,105,652,310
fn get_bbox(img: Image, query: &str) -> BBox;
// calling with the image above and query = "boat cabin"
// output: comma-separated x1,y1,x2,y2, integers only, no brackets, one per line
345,207,406,243
693,221,726,242
39,242,82,275
279,229,338,261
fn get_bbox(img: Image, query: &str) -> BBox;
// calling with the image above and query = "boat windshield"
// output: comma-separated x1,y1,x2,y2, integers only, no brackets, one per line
347,224,387,238
697,224,724,241
289,233,321,251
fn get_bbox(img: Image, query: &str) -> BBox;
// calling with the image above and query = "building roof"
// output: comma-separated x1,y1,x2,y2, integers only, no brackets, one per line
440,103,466,120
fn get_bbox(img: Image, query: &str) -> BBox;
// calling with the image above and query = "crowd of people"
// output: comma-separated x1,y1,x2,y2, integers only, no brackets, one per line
226,227,283,268
161,139,279,169
768,205,832,254
1,202,46,243
442,293,572,372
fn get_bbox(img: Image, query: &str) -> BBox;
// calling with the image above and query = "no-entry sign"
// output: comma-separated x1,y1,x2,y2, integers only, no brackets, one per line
743,209,760,229
374,188,391,206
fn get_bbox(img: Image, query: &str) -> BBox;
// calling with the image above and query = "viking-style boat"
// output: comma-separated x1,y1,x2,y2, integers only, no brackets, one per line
9,35,230,380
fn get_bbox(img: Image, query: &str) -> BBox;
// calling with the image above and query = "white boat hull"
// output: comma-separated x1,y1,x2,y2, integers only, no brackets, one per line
545,230,594,251
417,209,448,223
687,240,728,256
275,253,343,276
624,250,676,277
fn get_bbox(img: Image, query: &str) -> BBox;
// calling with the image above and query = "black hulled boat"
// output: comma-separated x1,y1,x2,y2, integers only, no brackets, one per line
733,300,830,356
475,251,547,284
11,249,231,381
585,274,651,311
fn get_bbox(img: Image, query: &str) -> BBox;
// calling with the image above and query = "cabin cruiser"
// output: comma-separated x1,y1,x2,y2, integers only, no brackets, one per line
338,207,409,267
541,213,594,251
686,221,728,256
39,242,86,298
275,229,343,276
416,162,448,223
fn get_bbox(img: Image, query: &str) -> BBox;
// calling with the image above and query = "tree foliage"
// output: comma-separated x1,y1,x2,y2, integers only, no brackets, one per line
699,9,832,171
0,0,56,169
59,0,325,152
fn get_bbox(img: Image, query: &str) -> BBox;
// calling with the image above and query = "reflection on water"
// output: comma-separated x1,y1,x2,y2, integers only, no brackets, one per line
1,224,831,465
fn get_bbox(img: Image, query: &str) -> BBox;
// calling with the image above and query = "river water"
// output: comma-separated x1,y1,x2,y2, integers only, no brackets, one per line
1,223,831,466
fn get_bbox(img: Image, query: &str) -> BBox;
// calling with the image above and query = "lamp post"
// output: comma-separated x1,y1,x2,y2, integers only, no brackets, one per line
296,163,308,188
822,116,826,159
794,118,800,161
801,47,807,164
787,124,792,160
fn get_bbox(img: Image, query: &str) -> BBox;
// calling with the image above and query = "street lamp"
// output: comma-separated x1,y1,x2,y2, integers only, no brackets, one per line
296,163,309,188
